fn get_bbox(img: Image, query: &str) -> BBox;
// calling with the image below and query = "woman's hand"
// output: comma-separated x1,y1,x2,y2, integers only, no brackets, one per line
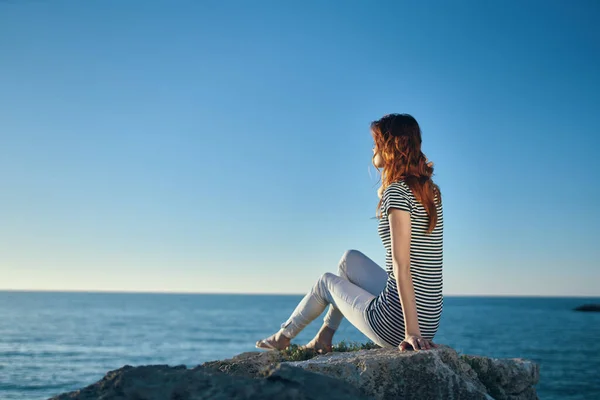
399,335,437,351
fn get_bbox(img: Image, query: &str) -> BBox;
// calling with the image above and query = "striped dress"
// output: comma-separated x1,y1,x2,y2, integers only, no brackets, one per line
366,180,444,347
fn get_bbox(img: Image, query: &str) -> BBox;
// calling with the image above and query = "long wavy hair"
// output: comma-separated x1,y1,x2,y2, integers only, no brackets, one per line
372,113,441,233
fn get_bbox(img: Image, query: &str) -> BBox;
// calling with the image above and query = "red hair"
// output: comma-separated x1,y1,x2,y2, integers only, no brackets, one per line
371,114,441,233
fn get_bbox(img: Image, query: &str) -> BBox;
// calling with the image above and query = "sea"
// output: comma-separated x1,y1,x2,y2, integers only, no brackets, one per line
0,292,599,400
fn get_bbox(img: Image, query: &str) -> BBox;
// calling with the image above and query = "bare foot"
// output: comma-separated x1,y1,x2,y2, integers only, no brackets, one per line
302,338,332,354
256,331,291,351
302,325,335,354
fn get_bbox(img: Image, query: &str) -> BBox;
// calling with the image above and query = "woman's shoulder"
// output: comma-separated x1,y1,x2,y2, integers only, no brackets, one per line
385,180,412,197
382,181,415,212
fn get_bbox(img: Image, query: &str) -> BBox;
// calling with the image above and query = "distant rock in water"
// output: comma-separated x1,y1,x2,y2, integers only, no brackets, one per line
50,345,539,400
574,304,600,312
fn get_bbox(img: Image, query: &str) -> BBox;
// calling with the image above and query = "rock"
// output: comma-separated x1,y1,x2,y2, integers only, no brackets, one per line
265,363,370,399
202,351,285,378
460,355,540,400
574,304,600,312
286,346,490,400
51,346,540,400
49,363,369,400
204,346,539,400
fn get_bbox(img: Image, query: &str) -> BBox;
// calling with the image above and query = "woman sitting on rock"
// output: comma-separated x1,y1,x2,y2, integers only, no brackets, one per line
256,113,443,353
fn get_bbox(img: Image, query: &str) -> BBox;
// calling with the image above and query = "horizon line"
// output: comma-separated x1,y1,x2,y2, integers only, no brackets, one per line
0,288,598,298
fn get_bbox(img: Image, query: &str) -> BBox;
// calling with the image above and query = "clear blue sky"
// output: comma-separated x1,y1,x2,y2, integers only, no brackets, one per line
1,0,599,296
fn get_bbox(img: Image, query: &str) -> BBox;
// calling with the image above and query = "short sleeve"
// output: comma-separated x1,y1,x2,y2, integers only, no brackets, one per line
383,183,412,217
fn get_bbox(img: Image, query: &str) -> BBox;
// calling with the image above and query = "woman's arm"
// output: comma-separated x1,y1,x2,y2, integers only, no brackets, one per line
388,208,434,350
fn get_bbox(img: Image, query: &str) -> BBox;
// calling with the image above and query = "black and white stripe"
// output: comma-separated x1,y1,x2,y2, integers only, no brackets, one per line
366,180,443,346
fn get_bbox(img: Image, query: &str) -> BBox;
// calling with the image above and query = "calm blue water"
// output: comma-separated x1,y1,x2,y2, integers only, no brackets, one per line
0,292,599,400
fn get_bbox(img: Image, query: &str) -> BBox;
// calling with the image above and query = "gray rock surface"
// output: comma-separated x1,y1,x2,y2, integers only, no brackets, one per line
202,350,285,378
50,346,539,400
460,355,540,400
203,346,539,400
49,363,369,400
286,346,490,400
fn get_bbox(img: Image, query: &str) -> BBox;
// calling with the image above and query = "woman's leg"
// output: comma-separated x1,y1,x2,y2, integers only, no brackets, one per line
322,249,387,331
256,268,389,350
303,250,387,351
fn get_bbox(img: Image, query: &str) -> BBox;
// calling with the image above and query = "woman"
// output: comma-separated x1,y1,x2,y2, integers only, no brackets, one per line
256,113,443,352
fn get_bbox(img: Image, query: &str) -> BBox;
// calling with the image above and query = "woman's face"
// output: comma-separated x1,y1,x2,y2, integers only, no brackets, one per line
373,144,384,168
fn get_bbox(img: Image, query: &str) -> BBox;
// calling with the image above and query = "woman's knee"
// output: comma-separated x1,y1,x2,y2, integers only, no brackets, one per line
315,272,337,298
338,249,365,274
318,272,337,285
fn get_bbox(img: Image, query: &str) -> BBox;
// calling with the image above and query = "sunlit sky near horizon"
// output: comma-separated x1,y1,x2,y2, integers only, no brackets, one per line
1,0,599,296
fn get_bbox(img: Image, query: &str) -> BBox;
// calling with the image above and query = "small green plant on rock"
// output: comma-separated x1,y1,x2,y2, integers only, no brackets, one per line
333,340,379,352
281,341,380,362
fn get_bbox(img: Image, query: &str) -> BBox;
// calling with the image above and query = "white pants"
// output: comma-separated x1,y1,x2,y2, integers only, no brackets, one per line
279,249,393,348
